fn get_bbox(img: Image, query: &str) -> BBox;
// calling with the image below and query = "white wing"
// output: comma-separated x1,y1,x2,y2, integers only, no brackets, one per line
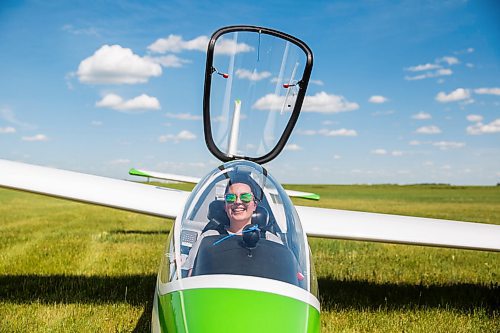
1,159,499,252
296,206,500,252
129,167,320,200
0,159,189,219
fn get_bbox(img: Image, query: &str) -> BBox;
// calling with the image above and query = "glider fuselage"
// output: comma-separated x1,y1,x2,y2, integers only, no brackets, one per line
152,160,320,332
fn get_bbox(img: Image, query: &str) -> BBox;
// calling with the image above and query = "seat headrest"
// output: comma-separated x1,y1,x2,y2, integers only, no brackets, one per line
207,200,230,227
251,205,269,229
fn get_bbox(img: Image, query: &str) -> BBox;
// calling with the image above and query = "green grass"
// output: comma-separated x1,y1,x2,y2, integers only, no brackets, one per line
0,185,499,332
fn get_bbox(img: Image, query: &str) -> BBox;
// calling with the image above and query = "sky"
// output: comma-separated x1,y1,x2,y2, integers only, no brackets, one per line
0,0,499,185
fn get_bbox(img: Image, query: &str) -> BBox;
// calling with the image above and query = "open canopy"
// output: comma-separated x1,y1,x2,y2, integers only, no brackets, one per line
203,26,313,164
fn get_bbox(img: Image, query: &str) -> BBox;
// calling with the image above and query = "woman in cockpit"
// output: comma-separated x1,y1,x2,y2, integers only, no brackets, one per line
184,178,282,277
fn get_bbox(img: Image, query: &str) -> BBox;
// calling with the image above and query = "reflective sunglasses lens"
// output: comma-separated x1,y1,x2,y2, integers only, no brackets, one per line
225,193,236,203
240,193,253,203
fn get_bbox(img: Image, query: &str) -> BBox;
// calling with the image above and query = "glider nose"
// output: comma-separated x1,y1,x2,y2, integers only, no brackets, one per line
156,277,320,332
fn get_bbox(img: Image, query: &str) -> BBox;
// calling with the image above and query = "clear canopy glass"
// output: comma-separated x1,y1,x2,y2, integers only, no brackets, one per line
167,160,312,291
209,31,308,160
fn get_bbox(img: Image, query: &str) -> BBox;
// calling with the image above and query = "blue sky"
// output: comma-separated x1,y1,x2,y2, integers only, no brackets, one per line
0,0,499,185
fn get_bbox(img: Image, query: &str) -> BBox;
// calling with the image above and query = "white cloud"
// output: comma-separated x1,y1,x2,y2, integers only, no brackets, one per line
416,125,442,134
0,107,35,129
91,120,103,126
96,94,122,108
371,149,403,156
0,126,16,134
333,154,341,159
303,92,359,113
298,128,357,136
409,140,465,150
368,95,388,104
310,79,324,86
405,63,441,72
22,134,48,142
145,54,191,68
405,55,459,81
252,94,292,111
62,24,99,36
148,35,209,53
297,129,317,136
404,74,427,81
436,68,453,76
284,143,302,151
165,113,202,121
466,119,500,135
77,45,162,84
460,98,475,106
214,38,254,55
108,158,131,165
432,141,465,150
212,115,226,123
319,128,358,137
412,112,431,120
174,130,196,140
405,68,452,81
96,93,160,112
148,35,253,56
158,130,197,143
437,56,459,65
474,87,500,96
435,88,471,103
466,114,483,122
454,48,474,54
236,68,271,81
371,148,387,155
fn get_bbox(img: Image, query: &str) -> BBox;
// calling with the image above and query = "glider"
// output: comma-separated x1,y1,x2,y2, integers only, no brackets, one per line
1,26,498,332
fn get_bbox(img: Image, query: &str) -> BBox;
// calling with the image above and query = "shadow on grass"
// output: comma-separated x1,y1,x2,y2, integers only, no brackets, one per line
1,274,498,331
0,274,156,332
318,277,499,314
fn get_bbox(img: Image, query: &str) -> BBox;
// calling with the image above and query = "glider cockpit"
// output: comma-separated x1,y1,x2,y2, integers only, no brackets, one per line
160,160,318,295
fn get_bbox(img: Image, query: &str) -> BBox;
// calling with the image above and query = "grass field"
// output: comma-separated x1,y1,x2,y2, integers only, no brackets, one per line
0,184,499,332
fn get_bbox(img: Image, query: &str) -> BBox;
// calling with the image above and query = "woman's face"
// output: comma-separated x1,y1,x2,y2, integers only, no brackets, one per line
224,183,256,225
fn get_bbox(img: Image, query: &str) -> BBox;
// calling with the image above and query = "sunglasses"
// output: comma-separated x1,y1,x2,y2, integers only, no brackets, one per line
224,192,253,204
